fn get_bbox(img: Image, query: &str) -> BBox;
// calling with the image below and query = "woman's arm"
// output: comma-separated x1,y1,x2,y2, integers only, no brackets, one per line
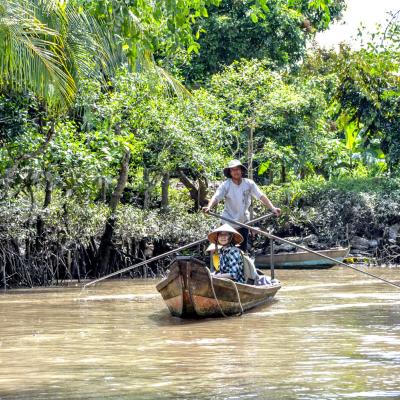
214,272,234,279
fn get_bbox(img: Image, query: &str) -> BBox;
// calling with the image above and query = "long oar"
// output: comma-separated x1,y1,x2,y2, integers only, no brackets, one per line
84,237,206,288
208,211,400,290
84,212,273,288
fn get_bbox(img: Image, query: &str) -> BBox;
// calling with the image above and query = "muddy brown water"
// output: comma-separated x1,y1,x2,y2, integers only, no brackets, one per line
0,267,399,399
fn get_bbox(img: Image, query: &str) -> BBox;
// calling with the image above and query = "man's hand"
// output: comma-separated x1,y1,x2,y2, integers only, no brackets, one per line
250,226,261,238
271,207,282,217
202,206,211,213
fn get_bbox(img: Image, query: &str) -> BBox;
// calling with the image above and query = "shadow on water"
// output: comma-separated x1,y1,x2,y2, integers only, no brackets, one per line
148,298,279,326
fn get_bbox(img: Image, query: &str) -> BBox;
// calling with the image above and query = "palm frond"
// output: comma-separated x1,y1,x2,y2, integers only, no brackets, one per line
136,49,192,99
0,0,75,106
0,0,191,107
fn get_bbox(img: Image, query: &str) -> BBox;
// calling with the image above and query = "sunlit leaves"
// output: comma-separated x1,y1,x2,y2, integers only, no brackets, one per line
71,0,221,68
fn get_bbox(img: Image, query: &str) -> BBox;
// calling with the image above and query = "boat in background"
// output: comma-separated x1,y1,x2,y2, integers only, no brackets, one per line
156,256,281,318
255,247,350,269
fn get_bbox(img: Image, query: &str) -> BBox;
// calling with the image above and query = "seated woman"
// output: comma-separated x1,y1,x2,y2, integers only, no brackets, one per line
207,224,245,283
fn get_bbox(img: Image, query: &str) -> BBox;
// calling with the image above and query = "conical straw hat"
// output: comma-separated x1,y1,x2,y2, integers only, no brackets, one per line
207,223,244,245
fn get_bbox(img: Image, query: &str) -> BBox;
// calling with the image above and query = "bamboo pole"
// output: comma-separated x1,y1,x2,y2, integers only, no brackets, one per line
270,239,275,280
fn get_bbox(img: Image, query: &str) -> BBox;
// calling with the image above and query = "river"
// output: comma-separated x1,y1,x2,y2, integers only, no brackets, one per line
0,267,399,399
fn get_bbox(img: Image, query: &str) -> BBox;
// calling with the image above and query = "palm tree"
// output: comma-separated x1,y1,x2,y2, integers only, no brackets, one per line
0,0,115,107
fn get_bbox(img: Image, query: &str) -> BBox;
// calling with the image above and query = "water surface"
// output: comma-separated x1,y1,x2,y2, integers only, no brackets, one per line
0,267,399,399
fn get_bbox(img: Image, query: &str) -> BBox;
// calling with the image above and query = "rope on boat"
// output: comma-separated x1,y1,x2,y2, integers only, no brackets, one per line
206,268,243,317
229,279,244,316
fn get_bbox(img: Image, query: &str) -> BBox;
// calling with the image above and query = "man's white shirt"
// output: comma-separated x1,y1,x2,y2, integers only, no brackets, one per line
212,178,263,227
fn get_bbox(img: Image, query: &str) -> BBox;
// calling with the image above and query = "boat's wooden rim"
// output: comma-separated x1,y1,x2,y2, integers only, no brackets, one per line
261,246,350,256
156,258,281,294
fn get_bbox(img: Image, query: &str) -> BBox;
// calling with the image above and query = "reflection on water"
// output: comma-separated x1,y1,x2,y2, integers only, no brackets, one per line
0,267,399,399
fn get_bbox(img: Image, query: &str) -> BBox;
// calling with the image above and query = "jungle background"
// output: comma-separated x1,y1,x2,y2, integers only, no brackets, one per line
1,0,399,287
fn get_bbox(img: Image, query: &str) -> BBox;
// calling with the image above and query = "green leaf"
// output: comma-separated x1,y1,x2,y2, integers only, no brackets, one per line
250,13,258,23
258,161,271,175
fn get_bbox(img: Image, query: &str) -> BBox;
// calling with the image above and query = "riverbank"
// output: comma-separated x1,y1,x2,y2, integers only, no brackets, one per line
261,176,400,264
1,176,400,288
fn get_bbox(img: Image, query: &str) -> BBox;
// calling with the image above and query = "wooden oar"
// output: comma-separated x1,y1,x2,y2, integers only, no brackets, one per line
84,237,206,288
83,212,274,288
208,211,400,290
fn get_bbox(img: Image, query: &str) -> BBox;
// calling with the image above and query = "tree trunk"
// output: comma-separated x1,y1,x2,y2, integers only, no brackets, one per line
281,162,286,183
161,172,170,212
36,176,52,252
247,125,254,181
178,170,208,209
96,150,131,276
197,176,208,207
143,167,150,209
247,124,254,219
44,178,52,208
100,177,107,202
268,168,274,185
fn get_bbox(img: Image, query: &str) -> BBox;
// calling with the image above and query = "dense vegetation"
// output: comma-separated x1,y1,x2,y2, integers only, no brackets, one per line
1,0,399,287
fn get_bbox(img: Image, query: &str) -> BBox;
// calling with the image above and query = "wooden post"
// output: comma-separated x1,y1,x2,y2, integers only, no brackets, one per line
270,239,275,280
2,257,6,291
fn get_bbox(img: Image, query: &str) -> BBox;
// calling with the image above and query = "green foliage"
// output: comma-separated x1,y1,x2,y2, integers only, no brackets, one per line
299,18,400,178
2,0,400,286
262,175,400,207
115,201,213,243
0,91,39,142
174,0,345,82
72,0,221,66
206,59,333,181
255,176,400,243
74,69,230,189
333,44,400,171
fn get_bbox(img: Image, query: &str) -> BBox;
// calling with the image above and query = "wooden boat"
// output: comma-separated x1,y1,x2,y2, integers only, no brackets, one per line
156,256,281,318
255,247,350,269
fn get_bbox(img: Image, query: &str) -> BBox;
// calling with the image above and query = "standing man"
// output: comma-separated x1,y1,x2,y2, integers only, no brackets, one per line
203,160,281,251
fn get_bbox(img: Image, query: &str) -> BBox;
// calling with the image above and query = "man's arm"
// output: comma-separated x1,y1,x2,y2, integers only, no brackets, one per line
202,181,226,213
260,195,281,216
249,180,282,217
202,196,219,213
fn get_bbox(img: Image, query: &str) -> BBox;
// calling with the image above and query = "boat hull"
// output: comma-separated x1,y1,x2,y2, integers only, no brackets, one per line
156,257,281,318
255,247,350,269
